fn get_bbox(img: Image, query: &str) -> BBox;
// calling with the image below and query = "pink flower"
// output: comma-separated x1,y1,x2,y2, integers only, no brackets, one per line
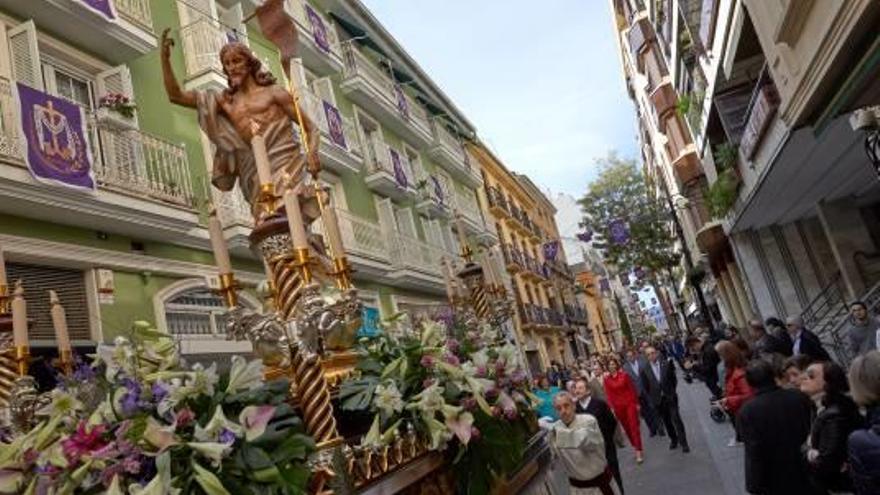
175,408,195,428
420,355,435,368
470,426,481,441
62,421,108,463
446,339,460,353
475,366,487,377
461,397,477,411
444,354,460,366
423,378,436,389
504,408,519,421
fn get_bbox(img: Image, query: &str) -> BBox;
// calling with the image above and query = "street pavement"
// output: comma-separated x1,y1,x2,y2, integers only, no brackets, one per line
523,372,747,494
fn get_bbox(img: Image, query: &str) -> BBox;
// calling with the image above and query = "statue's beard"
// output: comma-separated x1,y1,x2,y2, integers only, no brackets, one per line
227,73,247,92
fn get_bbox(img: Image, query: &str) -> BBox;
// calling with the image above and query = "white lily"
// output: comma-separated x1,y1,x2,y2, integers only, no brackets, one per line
226,356,264,393
470,349,490,369
143,417,178,451
420,320,445,347
373,381,405,416
35,389,82,418
239,405,275,441
444,410,475,446
421,413,451,450
188,363,219,397
187,442,232,467
406,384,446,415
195,405,243,442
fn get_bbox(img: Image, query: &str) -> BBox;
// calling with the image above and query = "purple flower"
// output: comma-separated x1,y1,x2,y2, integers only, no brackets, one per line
119,378,143,416
485,388,499,401
461,397,477,411
73,361,96,382
475,366,487,378
420,355,435,369
151,381,169,403
445,339,460,353
122,455,142,474
218,428,237,445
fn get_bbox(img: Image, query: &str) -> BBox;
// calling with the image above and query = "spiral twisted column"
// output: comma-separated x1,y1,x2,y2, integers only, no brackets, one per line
0,317,15,408
290,342,341,447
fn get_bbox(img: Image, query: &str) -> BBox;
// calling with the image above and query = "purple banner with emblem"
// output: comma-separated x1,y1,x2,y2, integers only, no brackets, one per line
609,218,630,245
576,230,593,243
16,82,95,192
431,175,444,205
390,148,407,188
322,100,347,150
393,84,409,120
75,0,117,21
634,266,646,279
305,4,331,54
542,240,560,262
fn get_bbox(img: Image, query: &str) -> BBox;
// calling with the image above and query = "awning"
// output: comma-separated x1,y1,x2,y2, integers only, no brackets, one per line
328,12,388,58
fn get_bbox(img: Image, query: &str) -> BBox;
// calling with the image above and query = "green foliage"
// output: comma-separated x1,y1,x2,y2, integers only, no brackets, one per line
454,410,528,495
615,295,633,345
713,142,738,170
706,168,740,219
578,152,677,275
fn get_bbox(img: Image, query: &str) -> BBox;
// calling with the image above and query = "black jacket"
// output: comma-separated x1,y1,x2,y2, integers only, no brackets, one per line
849,406,880,495
576,396,618,466
738,386,819,495
753,332,790,358
793,328,831,361
639,357,678,408
807,395,864,492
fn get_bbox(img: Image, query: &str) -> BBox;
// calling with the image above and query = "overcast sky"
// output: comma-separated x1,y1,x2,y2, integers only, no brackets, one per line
361,0,639,197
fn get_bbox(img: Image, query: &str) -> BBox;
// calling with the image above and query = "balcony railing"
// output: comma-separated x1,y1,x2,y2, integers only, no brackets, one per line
180,18,226,79
340,41,432,133
0,78,22,160
453,188,482,225
502,243,524,270
392,232,444,275
335,208,389,261
486,186,509,215
215,185,253,229
115,0,154,33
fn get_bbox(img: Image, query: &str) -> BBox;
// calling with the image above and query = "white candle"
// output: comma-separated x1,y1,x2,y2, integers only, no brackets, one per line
11,280,27,347
442,258,456,300
283,188,310,250
250,122,274,187
321,205,345,258
478,252,495,285
207,209,233,274
454,211,468,253
49,290,71,353
0,244,7,286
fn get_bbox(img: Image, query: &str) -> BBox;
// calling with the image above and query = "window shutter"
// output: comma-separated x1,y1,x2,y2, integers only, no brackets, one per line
311,77,336,106
7,263,90,342
698,0,719,51
0,23,11,79
375,196,396,235
395,206,417,239
96,65,138,124
178,0,215,26
8,20,43,91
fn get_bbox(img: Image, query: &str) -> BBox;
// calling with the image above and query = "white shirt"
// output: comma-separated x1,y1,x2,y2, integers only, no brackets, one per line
651,361,661,382
578,397,592,411
792,330,804,355
550,413,608,490
629,360,640,376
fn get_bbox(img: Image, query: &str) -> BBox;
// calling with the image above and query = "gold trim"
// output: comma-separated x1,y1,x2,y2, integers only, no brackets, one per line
218,272,239,307
331,256,352,290
59,349,74,376
0,284,8,316
15,345,29,377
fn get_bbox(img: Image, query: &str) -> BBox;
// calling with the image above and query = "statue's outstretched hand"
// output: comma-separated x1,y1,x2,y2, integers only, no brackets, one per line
160,28,175,60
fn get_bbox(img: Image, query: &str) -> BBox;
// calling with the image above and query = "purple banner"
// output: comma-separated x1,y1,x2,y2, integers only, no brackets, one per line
390,148,407,188
322,100,347,150
576,230,593,243
393,84,409,120
16,82,95,192
634,266,646,279
431,175,444,205
542,240,560,262
305,4,331,54
609,218,630,245
76,0,117,21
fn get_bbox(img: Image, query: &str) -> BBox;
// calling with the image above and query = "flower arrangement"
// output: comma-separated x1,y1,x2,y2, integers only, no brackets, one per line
98,93,137,119
0,321,314,494
339,313,538,495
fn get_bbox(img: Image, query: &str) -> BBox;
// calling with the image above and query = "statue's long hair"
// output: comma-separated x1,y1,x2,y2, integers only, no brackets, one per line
219,42,276,96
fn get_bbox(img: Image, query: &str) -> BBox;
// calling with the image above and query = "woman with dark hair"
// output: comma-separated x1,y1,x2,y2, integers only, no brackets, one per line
766,316,794,356
715,340,754,447
603,355,643,463
533,375,560,421
782,354,813,389
848,351,880,495
800,361,865,493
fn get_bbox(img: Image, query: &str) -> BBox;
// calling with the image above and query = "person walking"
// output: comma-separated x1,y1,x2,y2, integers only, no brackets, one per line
603,356,643,463
623,348,664,437
575,378,624,494
684,334,723,400
640,345,690,453
787,316,832,361
738,359,818,495
715,340,754,447
847,350,880,495
548,391,619,494
846,301,880,358
799,360,864,493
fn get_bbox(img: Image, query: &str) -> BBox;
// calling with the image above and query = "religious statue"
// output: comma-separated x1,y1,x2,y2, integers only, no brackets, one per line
159,29,320,214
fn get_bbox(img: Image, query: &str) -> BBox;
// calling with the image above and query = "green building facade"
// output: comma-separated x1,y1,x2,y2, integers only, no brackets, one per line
0,0,495,359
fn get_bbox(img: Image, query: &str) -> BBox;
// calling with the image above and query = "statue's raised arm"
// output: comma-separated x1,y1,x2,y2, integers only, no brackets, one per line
160,29,197,109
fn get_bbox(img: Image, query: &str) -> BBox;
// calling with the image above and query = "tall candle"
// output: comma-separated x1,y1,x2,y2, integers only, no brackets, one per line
478,252,495,285
250,122,273,186
11,280,27,347
0,243,7,286
441,258,456,301
207,209,233,274
321,205,345,258
454,211,468,253
49,290,71,353
283,188,310,250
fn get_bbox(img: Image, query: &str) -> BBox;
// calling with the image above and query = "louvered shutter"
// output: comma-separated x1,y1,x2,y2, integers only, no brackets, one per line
8,21,42,91
0,23,11,79
375,196,396,235
699,0,719,50
96,65,138,124
395,206,417,239
7,263,90,342
311,77,336,106
425,219,444,248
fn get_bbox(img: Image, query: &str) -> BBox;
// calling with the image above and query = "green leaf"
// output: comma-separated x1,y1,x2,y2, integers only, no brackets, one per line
271,434,314,463
338,376,378,411
241,444,275,471
192,460,232,495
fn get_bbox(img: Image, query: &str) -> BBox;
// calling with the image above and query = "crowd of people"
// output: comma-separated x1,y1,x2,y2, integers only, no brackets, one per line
534,301,880,495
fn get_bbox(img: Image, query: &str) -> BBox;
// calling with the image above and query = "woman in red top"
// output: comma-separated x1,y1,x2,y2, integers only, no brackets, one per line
603,355,643,463
715,340,754,447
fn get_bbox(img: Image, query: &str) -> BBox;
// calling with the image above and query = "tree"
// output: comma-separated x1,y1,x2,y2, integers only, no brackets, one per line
614,294,633,346
578,152,677,273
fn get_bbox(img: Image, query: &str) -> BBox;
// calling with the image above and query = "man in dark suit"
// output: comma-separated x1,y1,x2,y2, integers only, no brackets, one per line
640,345,690,452
574,377,623,494
786,316,831,361
737,359,818,495
623,348,664,436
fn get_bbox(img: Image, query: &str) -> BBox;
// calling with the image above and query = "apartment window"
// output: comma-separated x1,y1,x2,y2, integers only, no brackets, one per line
7,262,91,342
51,69,92,108
164,285,256,338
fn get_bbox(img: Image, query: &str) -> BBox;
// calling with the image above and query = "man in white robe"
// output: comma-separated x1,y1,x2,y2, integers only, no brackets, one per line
548,391,618,495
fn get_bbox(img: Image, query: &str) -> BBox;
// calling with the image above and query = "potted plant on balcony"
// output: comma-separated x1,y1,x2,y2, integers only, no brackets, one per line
97,92,137,129
706,142,741,219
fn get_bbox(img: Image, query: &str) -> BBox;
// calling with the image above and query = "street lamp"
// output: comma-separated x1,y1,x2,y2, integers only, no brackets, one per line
657,178,714,336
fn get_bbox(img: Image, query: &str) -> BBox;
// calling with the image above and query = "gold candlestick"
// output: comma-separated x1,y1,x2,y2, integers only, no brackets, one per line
257,183,277,220
218,272,239,308
331,256,353,290
292,247,313,284
15,345,28,377
0,284,8,315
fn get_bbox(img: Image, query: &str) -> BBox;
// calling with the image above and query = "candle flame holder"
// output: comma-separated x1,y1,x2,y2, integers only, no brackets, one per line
0,284,8,316
217,272,239,308
257,183,278,221
331,256,353,290
59,349,74,377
